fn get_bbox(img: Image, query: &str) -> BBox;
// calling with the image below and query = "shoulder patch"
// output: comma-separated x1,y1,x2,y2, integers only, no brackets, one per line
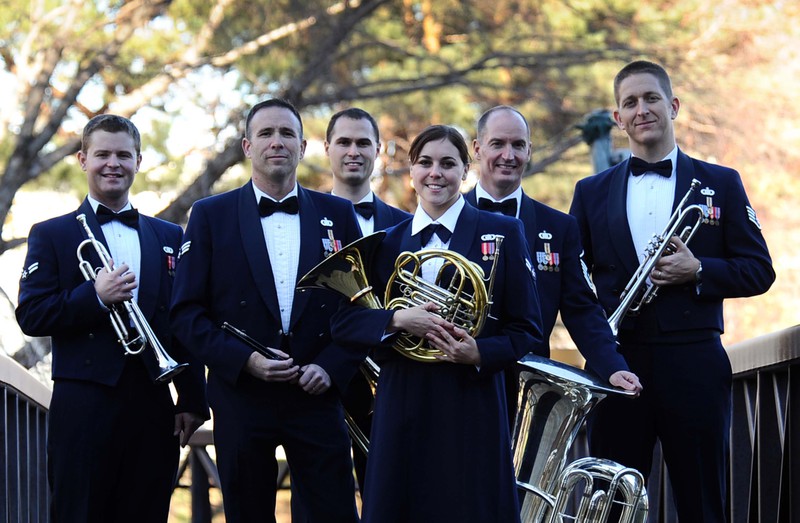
746,206,762,230
21,262,39,281
178,241,191,259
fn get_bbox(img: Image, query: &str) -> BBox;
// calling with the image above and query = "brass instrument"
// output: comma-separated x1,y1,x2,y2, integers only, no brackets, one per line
607,179,707,336
512,354,648,523
76,213,188,383
297,231,504,363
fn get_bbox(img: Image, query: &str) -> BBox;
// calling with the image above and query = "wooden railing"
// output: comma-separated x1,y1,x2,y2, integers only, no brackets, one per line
3,325,798,522
0,352,51,523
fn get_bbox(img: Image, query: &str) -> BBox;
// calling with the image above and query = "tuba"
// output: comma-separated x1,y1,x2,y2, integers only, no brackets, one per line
607,179,707,336
297,231,503,363
512,353,648,523
76,214,188,383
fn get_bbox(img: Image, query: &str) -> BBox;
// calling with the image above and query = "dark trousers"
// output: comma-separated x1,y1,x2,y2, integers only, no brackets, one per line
212,381,358,523
48,359,178,523
587,337,731,523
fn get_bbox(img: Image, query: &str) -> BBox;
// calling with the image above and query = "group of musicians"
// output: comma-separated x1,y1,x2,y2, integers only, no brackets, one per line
15,60,774,523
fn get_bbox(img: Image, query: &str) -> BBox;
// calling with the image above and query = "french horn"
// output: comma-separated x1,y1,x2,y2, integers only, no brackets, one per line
296,231,503,363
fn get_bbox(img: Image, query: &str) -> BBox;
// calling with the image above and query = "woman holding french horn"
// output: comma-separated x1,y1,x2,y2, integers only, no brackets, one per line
330,125,543,522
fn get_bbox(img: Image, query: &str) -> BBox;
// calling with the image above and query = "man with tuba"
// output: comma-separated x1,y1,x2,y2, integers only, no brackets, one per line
16,114,208,523
569,61,775,522
170,99,363,523
330,125,544,523
466,105,642,428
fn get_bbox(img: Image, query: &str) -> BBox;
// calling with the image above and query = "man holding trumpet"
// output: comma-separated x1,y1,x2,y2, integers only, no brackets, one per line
16,114,208,522
569,61,775,521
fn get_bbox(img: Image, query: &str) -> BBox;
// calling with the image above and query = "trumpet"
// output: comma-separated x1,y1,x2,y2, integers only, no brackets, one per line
607,179,707,336
76,213,188,383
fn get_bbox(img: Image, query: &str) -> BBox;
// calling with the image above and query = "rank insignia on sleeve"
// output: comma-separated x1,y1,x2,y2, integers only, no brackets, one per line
21,262,39,281
525,258,537,281
746,205,762,230
178,241,191,259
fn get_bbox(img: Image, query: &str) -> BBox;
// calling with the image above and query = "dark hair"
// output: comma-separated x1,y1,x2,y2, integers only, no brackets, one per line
81,114,141,154
476,105,530,141
326,108,380,143
613,60,673,105
409,125,471,165
245,98,304,140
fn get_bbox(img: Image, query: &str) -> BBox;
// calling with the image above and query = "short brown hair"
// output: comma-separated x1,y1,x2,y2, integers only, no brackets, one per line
613,60,673,105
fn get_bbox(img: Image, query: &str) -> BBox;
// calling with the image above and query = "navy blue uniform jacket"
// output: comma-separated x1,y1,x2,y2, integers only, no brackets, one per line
16,198,207,412
331,203,543,523
371,195,411,232
569,150,774,340
169,182,364,401
466,189,627,380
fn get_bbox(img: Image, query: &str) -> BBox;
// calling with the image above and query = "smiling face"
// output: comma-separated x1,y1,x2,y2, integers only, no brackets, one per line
78,130,141,210
243,105,306,194
614,72,680,161
473,109,531,199
325,116,380,193
410,138,468,220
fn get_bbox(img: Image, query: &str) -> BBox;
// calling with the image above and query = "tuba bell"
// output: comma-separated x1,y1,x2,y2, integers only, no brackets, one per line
297,231,503,363
512,353,648,523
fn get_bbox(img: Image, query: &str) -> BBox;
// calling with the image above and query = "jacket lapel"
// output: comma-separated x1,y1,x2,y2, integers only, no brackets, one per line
135,217,160,318
607,160,640,274
290,186,322,328
238,182,282,322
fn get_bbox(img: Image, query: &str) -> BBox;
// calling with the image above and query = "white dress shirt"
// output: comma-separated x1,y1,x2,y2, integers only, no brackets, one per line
475,183,523,219
88,196,141,303
254,185,301,332
410,196,465,283
626,146,678,261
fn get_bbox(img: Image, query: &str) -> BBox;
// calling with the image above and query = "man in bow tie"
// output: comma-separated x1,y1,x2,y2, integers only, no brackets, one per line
170,99,362,522
322,107,410,497
570,61,775,522
464,106,641,430
16,114,208,522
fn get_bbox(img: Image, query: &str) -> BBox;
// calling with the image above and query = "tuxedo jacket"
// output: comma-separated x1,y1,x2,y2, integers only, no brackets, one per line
465,189,627,380
569,150,775,342
169,181,364,400
15,198,208,414
371,194,411,232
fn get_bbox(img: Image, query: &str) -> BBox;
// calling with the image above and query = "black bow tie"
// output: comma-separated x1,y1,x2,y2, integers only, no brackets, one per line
419,223,452,245
630,157,673,178
96,205,139,229
353,201,375,220
478,197,517,217
259,196,299,217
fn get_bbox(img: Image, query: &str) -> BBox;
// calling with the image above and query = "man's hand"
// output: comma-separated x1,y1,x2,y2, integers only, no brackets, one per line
298,364,332,395
94,262,138,305
174,412,205,447
244,350,300,382
650,236,701,286
609,370,643,394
